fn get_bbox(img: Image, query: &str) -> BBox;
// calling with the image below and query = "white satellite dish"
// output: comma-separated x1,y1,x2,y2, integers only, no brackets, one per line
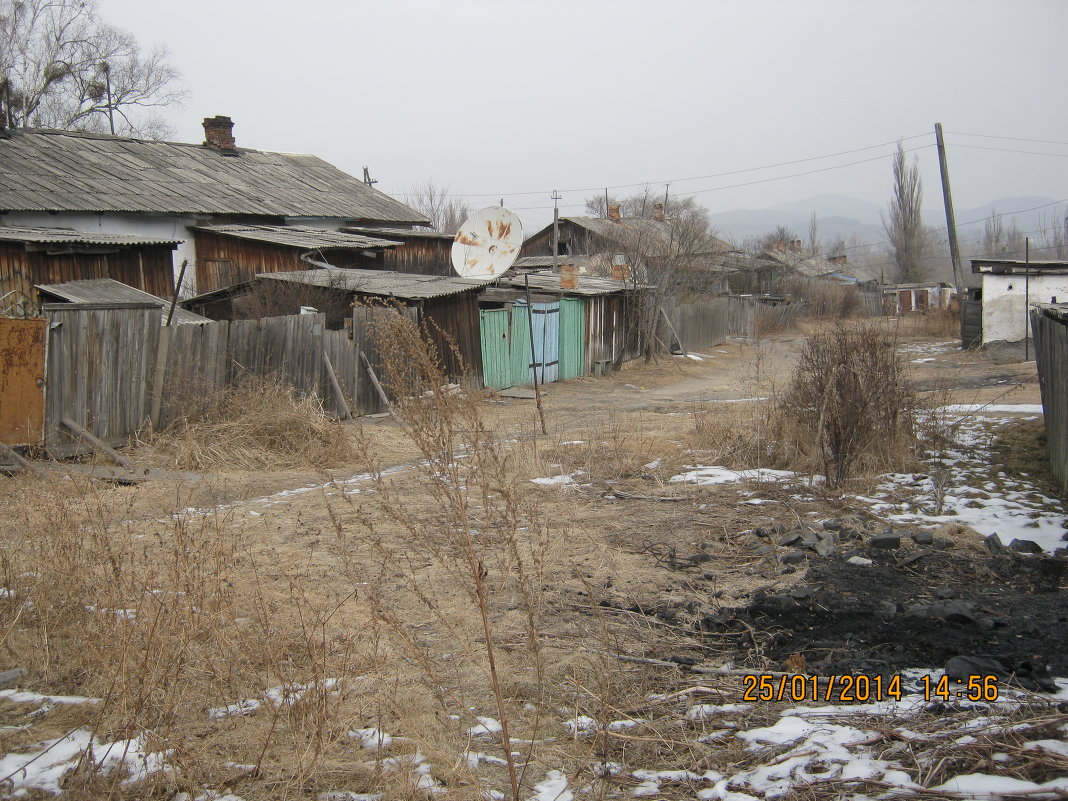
451,206,524,278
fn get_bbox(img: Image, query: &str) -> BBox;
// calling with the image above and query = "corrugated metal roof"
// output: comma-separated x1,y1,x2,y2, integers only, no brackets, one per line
36,277,210,325
343,226,455,241
259,268,491,299
497,272,633,296
194,224,402,250
513,255,591,269
0,128,429,223
0,225,179,246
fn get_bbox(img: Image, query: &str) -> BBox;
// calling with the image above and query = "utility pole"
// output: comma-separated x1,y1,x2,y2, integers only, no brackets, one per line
362,167,378,187
935,123,964,292
663,184,669,211
101,62,115,135
551,190,562,274
1025,237,1031,361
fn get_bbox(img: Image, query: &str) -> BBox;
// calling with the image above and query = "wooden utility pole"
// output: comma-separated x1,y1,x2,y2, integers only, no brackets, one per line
1025,237,1031,361
524,274,547,435
935,123,964,291
551,190,562,273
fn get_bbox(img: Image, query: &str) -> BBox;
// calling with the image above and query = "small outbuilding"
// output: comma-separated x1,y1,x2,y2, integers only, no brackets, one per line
970,259,1068,345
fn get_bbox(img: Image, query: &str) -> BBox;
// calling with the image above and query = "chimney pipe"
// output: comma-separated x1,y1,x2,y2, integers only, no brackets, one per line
607,203,621,222
652,202,665,222
203,115,237,151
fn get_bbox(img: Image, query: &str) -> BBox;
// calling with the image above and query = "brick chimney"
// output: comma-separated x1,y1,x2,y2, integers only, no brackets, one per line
203,115,236,151
652,202,665,222
608,203,621,222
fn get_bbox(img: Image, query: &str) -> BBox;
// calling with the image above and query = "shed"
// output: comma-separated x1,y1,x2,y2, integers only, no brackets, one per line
480,272,641,385
257,269,490,405
0,226,179,314
36,278,210,325
970,259,1068,345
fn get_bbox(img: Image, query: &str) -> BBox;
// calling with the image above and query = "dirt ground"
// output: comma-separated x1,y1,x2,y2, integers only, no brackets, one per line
2,320,1065,800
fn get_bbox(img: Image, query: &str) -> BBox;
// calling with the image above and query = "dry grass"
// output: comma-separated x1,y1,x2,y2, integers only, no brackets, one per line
141,375,353,469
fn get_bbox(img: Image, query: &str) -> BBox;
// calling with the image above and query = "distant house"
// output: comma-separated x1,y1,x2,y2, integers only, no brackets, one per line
0,115,427,302
970,259,1068,344
520,204,735,293
879,282,957,316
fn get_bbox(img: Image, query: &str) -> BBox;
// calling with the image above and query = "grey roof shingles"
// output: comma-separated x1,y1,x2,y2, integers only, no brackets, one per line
193,224,402,250
258,268,492,300
0,128,429,224
0,226,180,247
35,277,210,325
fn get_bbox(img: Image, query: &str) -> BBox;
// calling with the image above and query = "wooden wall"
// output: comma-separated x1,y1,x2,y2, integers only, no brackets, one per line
1031,306,1068,494
0,241,175,305
193,231,387,293
380,237,453,276
421,293,483,387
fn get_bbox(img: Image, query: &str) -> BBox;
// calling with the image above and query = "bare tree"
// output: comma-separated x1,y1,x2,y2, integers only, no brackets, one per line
0,0,185,137
807,211,820,256
405,180,469,234
883,141,927,282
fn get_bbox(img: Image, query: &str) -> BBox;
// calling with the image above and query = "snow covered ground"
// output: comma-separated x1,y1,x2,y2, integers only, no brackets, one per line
856,405,1066,554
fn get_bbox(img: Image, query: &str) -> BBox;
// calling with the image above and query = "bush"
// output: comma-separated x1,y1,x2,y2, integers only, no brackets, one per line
778,322,917,487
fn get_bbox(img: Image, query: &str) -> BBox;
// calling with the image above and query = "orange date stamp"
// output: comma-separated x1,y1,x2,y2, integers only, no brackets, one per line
741,673,1000,703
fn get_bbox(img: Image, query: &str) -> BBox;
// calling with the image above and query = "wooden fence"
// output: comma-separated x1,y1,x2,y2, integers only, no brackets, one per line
663,298,729,352
156,313,340,427
1031,304,1068,494
44,303,161,451
28,291,739,450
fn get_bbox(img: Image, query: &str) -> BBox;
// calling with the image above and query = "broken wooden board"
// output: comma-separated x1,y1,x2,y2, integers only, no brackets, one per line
40,463,202,484
497,387,542,400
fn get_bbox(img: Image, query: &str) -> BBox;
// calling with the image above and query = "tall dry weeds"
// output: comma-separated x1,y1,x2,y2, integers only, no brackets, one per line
143,374,352,469
345,306,556,801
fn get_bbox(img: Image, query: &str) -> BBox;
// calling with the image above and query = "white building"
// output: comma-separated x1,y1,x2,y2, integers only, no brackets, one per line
971,259,1068,345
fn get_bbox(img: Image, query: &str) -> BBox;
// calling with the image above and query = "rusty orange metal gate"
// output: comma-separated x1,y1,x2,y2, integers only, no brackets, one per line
0,317,47,446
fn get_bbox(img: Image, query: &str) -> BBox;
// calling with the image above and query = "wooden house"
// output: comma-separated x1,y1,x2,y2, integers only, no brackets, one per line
521,210,734,295
0,115,427,296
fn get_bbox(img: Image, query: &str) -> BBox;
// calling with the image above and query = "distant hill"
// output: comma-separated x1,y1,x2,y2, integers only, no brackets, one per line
708,194,1062,248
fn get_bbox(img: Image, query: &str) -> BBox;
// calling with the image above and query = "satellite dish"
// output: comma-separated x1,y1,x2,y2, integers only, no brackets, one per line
451,206,524,278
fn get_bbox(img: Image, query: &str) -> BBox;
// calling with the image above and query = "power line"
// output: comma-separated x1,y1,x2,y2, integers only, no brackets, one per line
949,143,1068,159
445,132,933,199
947,131,1068,147
512,144,937,211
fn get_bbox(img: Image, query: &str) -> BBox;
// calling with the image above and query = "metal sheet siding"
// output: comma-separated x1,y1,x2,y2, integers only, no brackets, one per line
558,298,586,379
479,309,512,389
0,317,47,446
527,301,560,385
509,305,533,387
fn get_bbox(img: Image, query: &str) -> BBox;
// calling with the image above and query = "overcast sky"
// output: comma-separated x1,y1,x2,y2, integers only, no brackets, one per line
100,0,1068,236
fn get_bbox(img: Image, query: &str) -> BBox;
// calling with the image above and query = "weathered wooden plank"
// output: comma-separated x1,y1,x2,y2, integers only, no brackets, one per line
61,416,132,467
